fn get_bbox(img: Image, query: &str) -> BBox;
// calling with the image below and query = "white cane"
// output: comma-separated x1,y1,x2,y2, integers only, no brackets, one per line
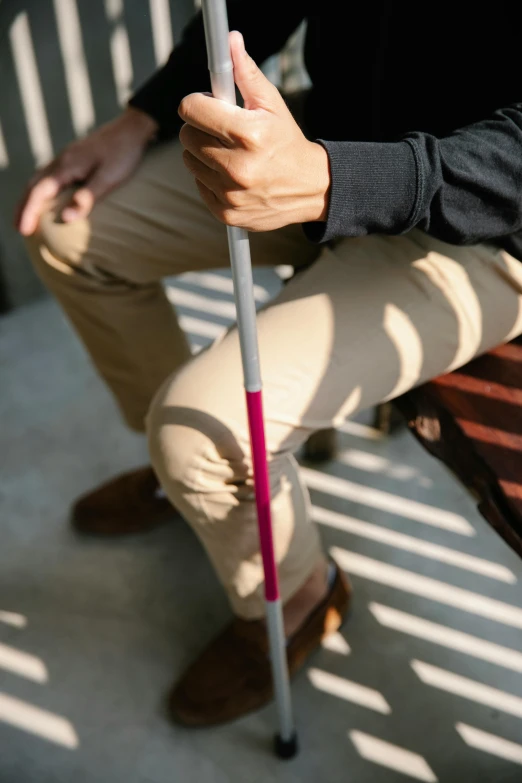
200,0,298,759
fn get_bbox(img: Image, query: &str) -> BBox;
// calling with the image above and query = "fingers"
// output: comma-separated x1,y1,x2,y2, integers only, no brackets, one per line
194,177,245,229
179,124,232,172
194,178,238,227
182,149,224,195
16,151,93,235
61,169,118,222
61,188,95,223
178,33,289,155
194,178,220,213
228,31,283,112
178,92,245,143
16,174,64,236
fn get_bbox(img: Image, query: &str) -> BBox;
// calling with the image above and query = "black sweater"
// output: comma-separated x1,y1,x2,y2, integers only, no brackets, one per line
129,2,522,259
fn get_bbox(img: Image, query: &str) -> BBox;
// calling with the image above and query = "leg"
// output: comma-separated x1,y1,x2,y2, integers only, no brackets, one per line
374,401,404,435
27,141,316,431
147,229,522,725
148,229,522,618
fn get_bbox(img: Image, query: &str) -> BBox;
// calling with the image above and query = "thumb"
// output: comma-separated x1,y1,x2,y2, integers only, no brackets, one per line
230,31,284,112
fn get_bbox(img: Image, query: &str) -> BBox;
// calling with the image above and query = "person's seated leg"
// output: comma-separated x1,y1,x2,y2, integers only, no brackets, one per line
146,228,522,726
145,244,372,725
24,142,198,533
25,140,313,534
146,339,351,725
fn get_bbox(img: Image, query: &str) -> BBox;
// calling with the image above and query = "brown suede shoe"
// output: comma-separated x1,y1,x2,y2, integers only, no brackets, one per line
168,560,352,726
72,466,175,536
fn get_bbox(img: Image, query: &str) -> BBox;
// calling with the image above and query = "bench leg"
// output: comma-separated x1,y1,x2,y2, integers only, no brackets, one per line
374,402,404,436
303,402,404,463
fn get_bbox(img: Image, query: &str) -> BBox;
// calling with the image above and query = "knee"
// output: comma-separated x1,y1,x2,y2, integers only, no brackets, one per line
25,190,90,275
146,389,202,501
146,373,248,509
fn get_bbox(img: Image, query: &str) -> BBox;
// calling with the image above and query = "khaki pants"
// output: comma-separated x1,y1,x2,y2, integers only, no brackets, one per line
27,141,522,619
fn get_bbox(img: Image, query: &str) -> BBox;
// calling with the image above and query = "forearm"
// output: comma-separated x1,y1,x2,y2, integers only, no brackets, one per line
305,104,522,245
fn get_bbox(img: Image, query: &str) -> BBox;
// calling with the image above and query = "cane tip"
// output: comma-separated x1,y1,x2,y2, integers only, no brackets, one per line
274,732,299,759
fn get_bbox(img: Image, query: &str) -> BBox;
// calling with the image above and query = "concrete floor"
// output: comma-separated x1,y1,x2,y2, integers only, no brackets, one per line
2,269,522,783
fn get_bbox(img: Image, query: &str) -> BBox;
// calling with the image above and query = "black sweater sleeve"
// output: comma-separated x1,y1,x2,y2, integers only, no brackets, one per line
128,1,306,141
306,104,522,246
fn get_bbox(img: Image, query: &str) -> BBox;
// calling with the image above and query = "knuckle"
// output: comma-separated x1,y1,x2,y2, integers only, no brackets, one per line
178,123,190,147
222,208,239,227
182,149,196,173
178,97,189,120
242,121,265,150
221,189,240,208
231,164,253,190
178,94,196,121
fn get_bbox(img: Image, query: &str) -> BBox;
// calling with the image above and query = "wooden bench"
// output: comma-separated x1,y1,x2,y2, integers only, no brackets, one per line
305,337,522,560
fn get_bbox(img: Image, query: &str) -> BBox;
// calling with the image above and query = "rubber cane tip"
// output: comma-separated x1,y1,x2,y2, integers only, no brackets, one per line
274,732,299,759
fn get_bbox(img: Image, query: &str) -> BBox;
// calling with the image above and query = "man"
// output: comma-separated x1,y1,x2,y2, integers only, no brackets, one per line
17,2,522,726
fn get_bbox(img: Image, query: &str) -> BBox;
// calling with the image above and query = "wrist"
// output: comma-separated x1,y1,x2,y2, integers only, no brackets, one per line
122,106,159,145
306,141,331,223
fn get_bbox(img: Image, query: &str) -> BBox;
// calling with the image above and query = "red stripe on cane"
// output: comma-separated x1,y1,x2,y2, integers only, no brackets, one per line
245,389,280,602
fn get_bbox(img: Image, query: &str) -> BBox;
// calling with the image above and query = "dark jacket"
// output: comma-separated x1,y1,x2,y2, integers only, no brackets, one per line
129,2,522,258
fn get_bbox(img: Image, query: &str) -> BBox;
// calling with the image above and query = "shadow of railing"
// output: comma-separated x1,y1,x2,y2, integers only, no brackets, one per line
0,0,190,308
2,261,522,780
299,418,522,782
0,0,308,311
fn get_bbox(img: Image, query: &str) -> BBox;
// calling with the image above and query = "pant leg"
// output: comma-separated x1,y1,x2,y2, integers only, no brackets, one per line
147,229,522,619
26,140,317,431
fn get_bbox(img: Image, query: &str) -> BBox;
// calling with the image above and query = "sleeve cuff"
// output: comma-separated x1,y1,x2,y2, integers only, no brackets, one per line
303,139,418,243
128,73,184,142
